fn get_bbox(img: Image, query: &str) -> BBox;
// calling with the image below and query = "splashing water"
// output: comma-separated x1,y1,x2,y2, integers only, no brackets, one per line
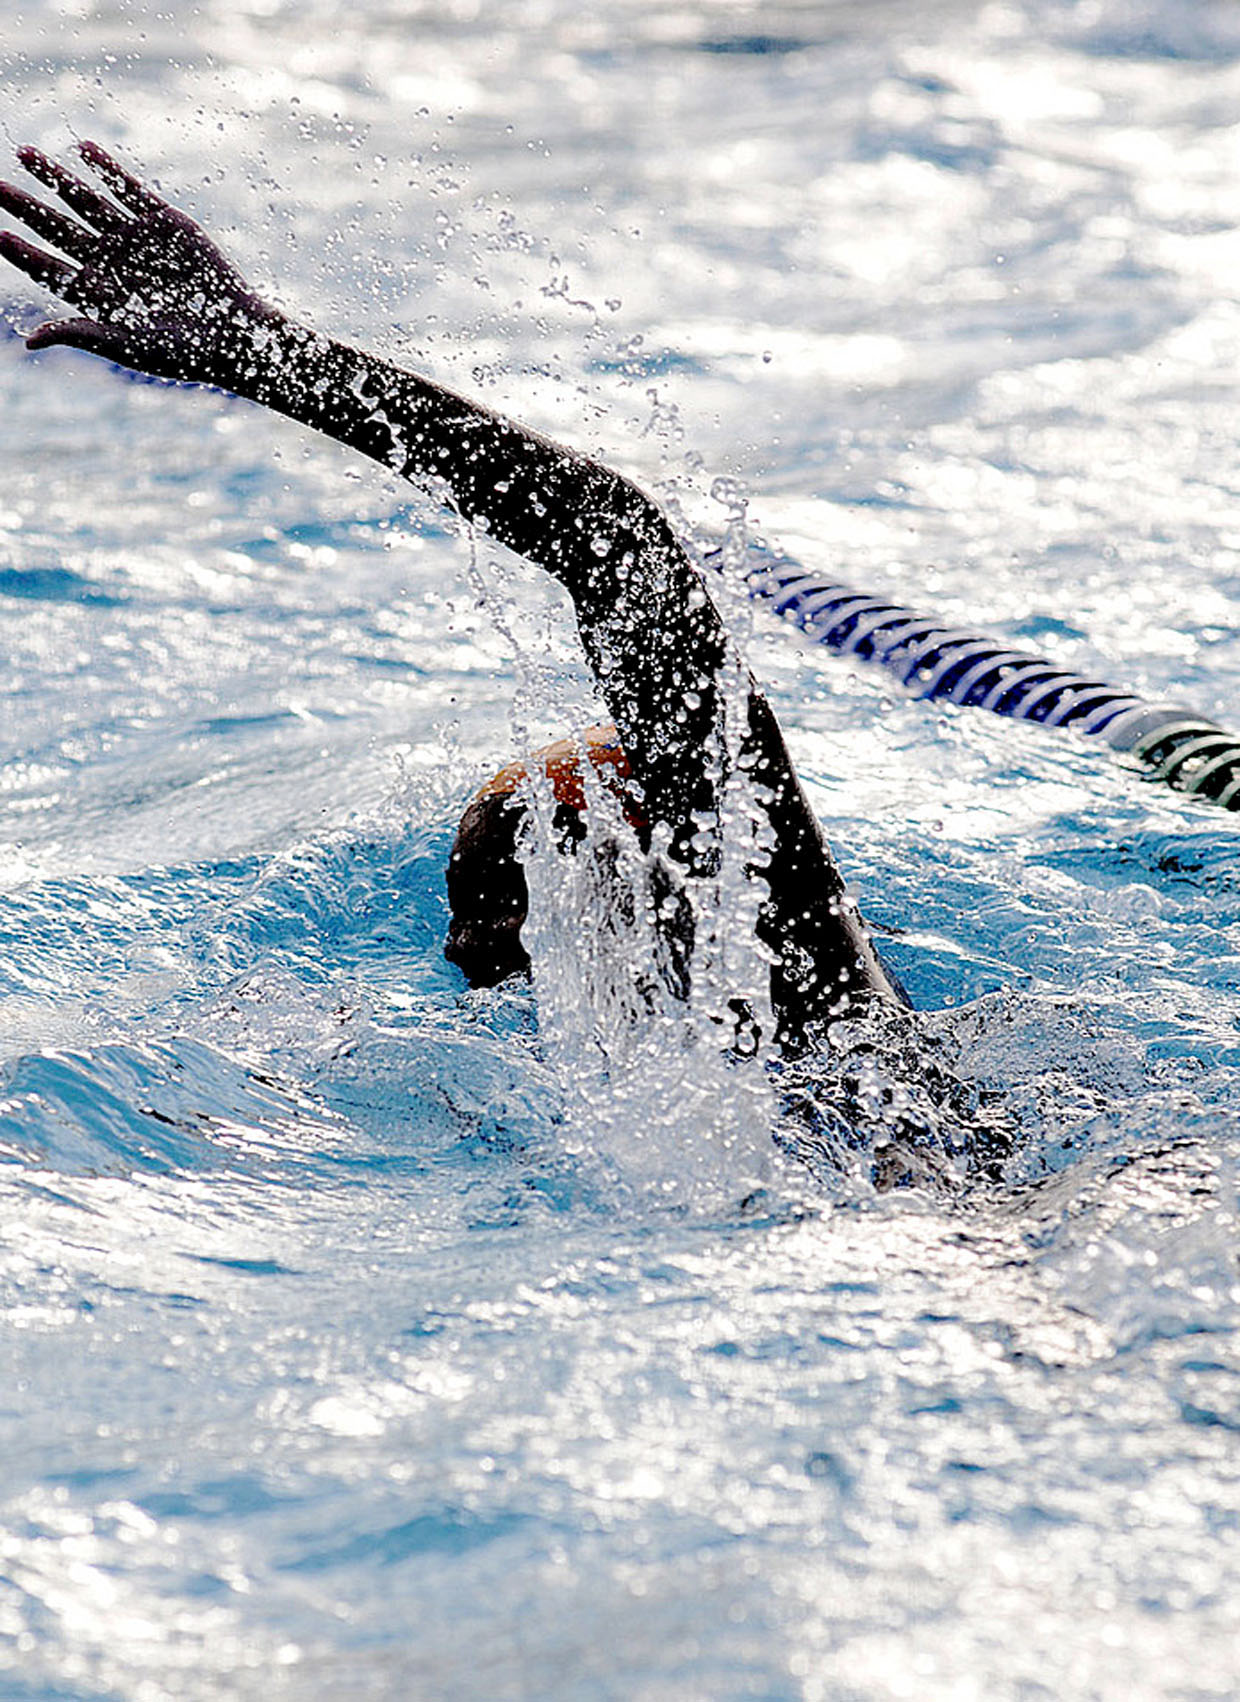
518,695,783,1214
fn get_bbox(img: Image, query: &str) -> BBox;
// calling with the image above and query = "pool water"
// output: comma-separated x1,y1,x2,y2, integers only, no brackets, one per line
3,1,1240,1696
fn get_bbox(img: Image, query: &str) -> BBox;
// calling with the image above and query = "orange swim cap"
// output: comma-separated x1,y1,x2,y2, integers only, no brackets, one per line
477,722,645,823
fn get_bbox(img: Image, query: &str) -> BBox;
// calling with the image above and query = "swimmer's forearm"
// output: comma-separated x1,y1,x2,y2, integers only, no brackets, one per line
242,318,679,606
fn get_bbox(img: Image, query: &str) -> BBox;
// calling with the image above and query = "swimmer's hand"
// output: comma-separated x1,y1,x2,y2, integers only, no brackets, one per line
0,141,279,386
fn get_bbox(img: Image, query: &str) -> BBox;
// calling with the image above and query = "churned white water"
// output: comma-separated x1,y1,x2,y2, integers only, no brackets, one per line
2,2,1240,1697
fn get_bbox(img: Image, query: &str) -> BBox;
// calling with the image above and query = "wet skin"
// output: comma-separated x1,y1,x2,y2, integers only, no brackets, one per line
0,141,905,1049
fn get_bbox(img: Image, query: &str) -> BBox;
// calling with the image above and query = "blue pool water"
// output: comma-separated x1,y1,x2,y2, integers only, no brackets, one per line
3,1,1240,1696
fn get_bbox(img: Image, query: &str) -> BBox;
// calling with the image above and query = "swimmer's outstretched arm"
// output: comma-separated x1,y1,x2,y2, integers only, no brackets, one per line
0,142,903,1040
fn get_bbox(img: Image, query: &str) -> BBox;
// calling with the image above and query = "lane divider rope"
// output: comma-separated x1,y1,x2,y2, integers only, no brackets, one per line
739,557,1240,810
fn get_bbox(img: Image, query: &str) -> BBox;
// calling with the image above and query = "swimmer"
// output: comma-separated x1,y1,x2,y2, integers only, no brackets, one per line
0,141,904,1052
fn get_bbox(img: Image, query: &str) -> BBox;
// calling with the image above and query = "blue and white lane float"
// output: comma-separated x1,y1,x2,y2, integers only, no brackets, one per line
739,556,1240,810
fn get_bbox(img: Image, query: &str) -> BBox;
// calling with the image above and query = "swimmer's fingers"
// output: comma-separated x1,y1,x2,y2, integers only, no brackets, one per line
0,180,95,262
0,230,77,295
76,141,171,218
17,146,130,235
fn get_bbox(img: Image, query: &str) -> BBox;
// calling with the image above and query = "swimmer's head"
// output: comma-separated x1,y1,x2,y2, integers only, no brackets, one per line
445,723,644,987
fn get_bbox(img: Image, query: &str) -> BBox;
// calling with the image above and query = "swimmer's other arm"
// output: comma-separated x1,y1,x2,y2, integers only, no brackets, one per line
0,141,904,1040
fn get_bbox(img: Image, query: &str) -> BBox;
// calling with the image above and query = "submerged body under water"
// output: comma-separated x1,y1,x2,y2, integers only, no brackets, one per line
3,1,1240,1697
